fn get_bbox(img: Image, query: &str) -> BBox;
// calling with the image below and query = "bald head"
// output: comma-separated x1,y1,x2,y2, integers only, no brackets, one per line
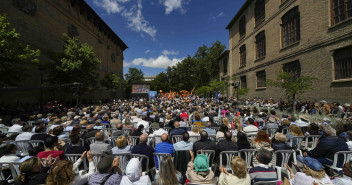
161,133,168,142
86,124,94,130
139,134,148,144
174,121,180,128
116,123,123,130
95,131,104,141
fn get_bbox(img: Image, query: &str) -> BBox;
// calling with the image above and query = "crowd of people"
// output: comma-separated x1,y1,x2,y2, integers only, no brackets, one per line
0,97,351,185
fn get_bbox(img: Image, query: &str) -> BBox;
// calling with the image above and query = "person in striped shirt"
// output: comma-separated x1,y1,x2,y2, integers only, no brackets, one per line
249,148,278,183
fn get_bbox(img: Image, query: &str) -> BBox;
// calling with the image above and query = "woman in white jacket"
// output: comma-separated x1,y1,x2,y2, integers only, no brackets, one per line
120,158,152,185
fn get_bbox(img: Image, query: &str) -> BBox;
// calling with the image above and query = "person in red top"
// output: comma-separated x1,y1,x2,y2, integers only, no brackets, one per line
180,109,189,121
37,136,65,160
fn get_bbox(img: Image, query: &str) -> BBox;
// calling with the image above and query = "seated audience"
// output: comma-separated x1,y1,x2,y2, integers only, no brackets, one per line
89,131,112,155
88,155,122,185
193,131,216,156
37,136,65,159
112,135,132,154
154,133,174,168
243,118,258,136
286,124,304,147
173,132,193,151
188,125,200,143
121,158,152,185
170,121,186,136
15,125,33,141
155,155,182,185
132,124,144,137
31,125,51,143
15,156,54,185
131,133,155,170
150,122,168,144
249,148,277,183
305,126,348,167
0,144,20,167
216,124,229,142
186,150,215,184
236,132,251,151
216,131,238,165
202,122,216,136
46,151,95,185
218,156,250,185
285,156,332,185
66,134,86,154
8,118,23,134
272,132,292,166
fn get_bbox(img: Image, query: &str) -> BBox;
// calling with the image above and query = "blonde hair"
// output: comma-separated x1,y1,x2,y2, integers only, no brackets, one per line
274,132,287,143
231,156,248,179
46,160,75,185
16,157,41,183
157,156,178,185
223,118,229,127
116,136,127,147
289,125,303,136
303,164,326,179
191,125,198,133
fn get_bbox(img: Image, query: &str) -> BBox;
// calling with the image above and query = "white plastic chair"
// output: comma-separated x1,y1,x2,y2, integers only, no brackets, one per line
304,135,321,151
219,151,240,171
66,154,88,170
288,136,305,164
240,149,256,168
171,135,183,144
273,150,294,181
130,136,140,146
153,153,171,170
324,151,352,173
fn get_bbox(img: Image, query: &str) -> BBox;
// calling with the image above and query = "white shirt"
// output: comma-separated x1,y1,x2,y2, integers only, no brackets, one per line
151,128,168,144
137,120,149,133
0,155,21,168
15,132,34,141
290,172,332,185
243,125,258,135
332,175,352,185
70,158,95,185
8,124,23,134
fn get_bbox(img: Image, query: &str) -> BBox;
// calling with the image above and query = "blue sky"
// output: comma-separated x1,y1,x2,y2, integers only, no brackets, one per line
86,0,246,76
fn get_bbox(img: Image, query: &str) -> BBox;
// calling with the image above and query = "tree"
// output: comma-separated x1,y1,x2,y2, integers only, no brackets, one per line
209,79,228,95
195,86,213,97
150,72,169,92
0,14,40,87
48,34,101,91
100,73,120,90
124,67,144,97
266,71,317,112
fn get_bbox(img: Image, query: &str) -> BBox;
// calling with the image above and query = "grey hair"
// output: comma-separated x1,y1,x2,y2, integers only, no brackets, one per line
256,148,272,165
323,126,336,136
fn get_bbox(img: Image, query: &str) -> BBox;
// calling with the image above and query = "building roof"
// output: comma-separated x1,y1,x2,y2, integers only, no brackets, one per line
226,0,253,30
74,0,128,51
217,50,229,61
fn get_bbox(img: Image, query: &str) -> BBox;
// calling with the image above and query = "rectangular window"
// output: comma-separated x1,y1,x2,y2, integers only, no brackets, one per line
223,58,228,74
256,70,266,88
256,31,266,59
255,0,265,26
334,46,352,80
240,76,247,88
283,61,301,78
282,7,300,47
240,45,246,67
332,0,352,25
239,16,246,37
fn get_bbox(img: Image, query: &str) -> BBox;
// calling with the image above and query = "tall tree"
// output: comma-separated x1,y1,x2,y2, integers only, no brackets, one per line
100,73,120,90
150,72,169,91
266,71,317,112
48,34,101,91
0,14,40,87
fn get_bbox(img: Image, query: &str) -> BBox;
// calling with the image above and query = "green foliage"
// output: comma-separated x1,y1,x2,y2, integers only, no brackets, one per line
150,72,169,91
209,79,228,95
48,34,101,91
237,88,249,98
100,73,120,90
195,86,213,97
0,14,40,87
166,41,226,91
266,71,317,102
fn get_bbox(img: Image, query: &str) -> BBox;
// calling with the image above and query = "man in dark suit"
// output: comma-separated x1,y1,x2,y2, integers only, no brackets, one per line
131,133,154,171
66,134,86,154
193,131,216,156
215,131,238,165
170,121,186,136
31,125,50,142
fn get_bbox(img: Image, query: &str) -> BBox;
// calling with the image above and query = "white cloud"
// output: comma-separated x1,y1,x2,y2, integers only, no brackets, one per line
210,12,225,21
145,49,151,54
93,0,156,39
123,61,132,67
158,0,189,14
162,49,179,56
126,55,184,68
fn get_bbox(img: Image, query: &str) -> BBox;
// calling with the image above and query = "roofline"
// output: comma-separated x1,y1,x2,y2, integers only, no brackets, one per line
226,0,253,30
74,0,128,51
217,50,229,61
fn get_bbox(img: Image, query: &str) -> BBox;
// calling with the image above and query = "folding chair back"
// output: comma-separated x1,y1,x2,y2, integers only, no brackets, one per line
113,153,131,173
86,137,96,145
92,154,105,170
266,128,278,138
197,150,215,166
219,151,240,171
172,135,183,144
14,141,30,156
254,181,278,185
189,136,200,143
304,135,321,151
66,154,88,170
154,153,171,169
130,136,140,146
131,154,150,172
326,151,352,172
240,149,256,168
122,128,133,137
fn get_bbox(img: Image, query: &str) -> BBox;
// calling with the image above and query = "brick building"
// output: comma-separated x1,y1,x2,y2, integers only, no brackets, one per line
0,0,127,104
222,0,352,103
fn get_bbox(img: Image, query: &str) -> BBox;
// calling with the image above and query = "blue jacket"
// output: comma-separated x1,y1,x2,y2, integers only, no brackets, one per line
308,136,348,163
